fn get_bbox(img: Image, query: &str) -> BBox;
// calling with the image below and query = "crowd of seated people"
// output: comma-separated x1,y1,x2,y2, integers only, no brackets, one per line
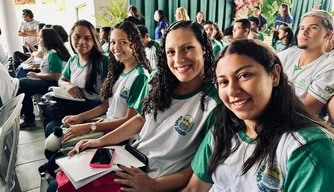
1,4,334,192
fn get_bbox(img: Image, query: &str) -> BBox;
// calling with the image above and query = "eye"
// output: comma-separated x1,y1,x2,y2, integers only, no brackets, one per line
311,26,318,30
84,37,92,41
166,50,175,55
73,35,79,40
184,46,193,52
121,41,127,44
238,73,251,79
218,79,228,87
110,41,116,45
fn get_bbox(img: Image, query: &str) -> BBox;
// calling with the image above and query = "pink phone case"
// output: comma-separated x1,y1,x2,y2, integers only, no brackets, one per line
89,148,116,168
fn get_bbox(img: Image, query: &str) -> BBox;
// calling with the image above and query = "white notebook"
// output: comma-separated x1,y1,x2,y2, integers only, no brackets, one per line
56,146,145,189
50,86,85,102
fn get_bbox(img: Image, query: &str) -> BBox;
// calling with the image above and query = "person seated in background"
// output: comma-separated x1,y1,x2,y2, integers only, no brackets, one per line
18,28,71,128
247,5,267,33
212,23,225,47
138,25,160,70
233,19,250,40
182,39,334,192
13,23,45,70
124,5,142,25
223,25,233,45
273,25,293,53
175,7,190,21
204,21,223,56
278,10,334,118
99,26,111,53
196,11,205,26
249,17,265,41
51,25,74,56
154,10,168,41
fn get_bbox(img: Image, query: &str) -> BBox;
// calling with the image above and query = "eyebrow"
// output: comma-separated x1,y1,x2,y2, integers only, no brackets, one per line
217,65,253,78
110,38,127,41
300,24,319,27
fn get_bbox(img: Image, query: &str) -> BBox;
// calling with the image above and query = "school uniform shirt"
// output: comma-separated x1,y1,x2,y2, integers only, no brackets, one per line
101,42,110,53
145,40,160,70
39,49,64,74
0,64,16,107
212,39,223,57
105,64,148,121
327,49,334,58
62,54,108,100
132,84,219,178
18,19,40,45
273,40,287,53
278,49,334,105
192,126,334,191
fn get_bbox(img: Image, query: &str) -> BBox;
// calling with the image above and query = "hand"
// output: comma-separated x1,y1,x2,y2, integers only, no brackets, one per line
65,84,83,99
24,41,30,47
28,63,39,70
67,138,101,156
62,115,84,126
61,123,91,143
27,72,39,78
114,164,156,192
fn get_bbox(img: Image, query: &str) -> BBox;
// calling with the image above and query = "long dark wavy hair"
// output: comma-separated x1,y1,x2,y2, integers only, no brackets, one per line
69,20,104,94
141,20,215,120
51,25,69,43
41,28,70,62
208,39,331,176
100,21,151,99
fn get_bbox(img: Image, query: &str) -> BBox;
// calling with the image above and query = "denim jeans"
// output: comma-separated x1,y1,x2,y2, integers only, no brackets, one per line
18,77,58,123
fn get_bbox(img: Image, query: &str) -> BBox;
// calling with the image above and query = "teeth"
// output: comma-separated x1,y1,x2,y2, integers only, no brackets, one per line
233,99,248,105
176,65,191,71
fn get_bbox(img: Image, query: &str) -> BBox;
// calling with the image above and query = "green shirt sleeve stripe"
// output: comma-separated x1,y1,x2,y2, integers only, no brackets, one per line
284,139,334,191
127,74,148,110
48,52,63,73
62,55,76,79
191,130,213,184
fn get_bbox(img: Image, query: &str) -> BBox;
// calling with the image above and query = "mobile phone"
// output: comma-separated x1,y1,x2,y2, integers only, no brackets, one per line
89,148,115,168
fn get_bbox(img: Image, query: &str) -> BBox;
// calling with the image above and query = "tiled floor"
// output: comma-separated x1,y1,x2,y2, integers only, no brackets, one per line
16,117,47,192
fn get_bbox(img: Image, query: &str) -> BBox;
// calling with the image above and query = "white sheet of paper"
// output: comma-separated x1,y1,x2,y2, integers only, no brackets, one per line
56,146,145,188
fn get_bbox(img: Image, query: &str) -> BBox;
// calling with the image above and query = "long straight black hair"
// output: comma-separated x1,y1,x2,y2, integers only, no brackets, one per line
208,39,331,176
69,20,104,94
40,28,70,62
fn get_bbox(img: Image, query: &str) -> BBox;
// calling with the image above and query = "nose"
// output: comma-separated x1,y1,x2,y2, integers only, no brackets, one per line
175,50,184,64
226,80,241,97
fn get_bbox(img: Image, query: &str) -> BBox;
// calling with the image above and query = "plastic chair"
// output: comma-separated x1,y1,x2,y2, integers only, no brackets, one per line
0,94,24,192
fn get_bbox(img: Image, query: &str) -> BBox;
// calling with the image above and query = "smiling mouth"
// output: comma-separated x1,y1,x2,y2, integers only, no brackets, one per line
231,99,250,106
175,65,192,72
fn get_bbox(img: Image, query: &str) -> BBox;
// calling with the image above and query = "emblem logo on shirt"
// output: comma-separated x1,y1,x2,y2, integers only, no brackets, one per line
257,162,284,192
120,86,129,99
295,79,306,88
174,115,194,136
324,86,334,94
